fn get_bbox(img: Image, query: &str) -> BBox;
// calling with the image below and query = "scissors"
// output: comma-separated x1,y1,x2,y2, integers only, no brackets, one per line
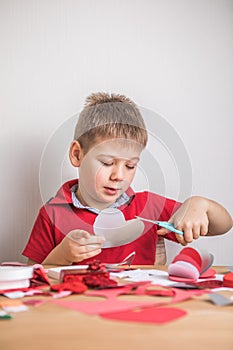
135,216,184,235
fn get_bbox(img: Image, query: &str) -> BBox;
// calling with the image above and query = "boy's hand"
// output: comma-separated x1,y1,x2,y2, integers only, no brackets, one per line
157,197,209,245
58,230,105,264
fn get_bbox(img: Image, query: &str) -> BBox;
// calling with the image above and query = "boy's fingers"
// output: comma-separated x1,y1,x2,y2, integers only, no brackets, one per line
158,219,209,245
78,235,105,245
200,224,208,236
183,226,195,243
78,249,102,262
157,228,168,236
175,234,187,246
68,230,90,241
78,244,103,254
192,224,201,240
157,227,186,245
86,235,105,244
73,248,102,263
68,230,105,245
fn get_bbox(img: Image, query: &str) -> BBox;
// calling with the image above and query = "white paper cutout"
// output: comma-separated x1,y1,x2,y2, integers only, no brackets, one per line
94,208,144,248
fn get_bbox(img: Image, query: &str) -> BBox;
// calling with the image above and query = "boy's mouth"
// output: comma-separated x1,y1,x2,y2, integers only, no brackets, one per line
104,187,120,195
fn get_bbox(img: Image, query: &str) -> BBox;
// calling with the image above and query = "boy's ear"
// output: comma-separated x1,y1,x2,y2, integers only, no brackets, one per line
69,141,84,167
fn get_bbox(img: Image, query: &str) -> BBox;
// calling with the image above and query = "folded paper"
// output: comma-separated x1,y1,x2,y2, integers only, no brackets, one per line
168,247,214,282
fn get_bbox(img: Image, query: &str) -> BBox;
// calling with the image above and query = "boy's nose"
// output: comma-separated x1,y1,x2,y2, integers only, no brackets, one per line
110,165,125,181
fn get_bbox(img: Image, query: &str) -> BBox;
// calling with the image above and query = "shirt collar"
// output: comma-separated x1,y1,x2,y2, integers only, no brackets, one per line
48,179,135,212
70,184,131,214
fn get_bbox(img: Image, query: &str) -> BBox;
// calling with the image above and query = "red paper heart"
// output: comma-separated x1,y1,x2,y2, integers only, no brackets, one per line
169,268,216,283
100,306,187,324
223,272,233,288
169,275,196,283
172,248,202,272
200,268,216,279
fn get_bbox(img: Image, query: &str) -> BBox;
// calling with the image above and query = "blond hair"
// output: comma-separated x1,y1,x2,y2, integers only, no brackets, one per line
74,92,148,153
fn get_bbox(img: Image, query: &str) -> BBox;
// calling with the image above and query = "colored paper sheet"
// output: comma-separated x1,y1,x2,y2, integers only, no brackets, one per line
100,306,187,324
51,281,204,316
52,285,159,315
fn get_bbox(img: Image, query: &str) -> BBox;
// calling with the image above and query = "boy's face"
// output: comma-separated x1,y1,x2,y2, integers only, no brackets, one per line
76,139,142,210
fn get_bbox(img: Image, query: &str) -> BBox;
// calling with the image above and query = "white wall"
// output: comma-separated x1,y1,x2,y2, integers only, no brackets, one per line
0,0,232,265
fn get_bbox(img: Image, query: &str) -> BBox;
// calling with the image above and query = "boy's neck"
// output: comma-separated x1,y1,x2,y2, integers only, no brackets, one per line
75,188,88,207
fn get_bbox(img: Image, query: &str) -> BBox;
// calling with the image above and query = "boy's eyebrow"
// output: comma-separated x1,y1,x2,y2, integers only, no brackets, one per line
98,154,140,162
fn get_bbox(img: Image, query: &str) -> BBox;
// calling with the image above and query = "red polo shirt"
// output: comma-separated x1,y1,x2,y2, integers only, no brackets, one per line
22,179,181,264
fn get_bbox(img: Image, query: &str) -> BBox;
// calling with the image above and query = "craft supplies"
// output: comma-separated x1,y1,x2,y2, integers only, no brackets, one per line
168,247,214,282
209,293,233,306
0,300,28,313
223,272,233,288
0,310,12,319
48,265,89,280
50,260,118,293
0,258,232,327
0,266,34,290
48,252,136,280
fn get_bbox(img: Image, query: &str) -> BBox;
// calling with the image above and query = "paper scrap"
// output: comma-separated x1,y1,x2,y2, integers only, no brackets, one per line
100,306,187,324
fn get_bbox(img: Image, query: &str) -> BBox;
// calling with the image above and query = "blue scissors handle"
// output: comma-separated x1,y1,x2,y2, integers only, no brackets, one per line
156,221,184,235
135,216,184,236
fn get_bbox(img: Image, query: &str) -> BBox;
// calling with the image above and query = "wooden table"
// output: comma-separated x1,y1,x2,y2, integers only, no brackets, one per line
1,266,233,350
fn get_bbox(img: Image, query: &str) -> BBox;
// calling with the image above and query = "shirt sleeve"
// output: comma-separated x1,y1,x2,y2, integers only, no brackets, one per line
22,206,57,263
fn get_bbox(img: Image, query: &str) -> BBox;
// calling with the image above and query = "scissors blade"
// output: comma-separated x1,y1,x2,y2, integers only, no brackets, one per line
135,216,159,225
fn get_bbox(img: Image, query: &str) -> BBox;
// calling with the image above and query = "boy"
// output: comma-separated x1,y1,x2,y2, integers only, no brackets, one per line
23,92,232,265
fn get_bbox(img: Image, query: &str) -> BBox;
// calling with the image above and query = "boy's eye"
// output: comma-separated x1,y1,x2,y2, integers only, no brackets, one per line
101,161,113,166
100,160,137,169
126,164,136,170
